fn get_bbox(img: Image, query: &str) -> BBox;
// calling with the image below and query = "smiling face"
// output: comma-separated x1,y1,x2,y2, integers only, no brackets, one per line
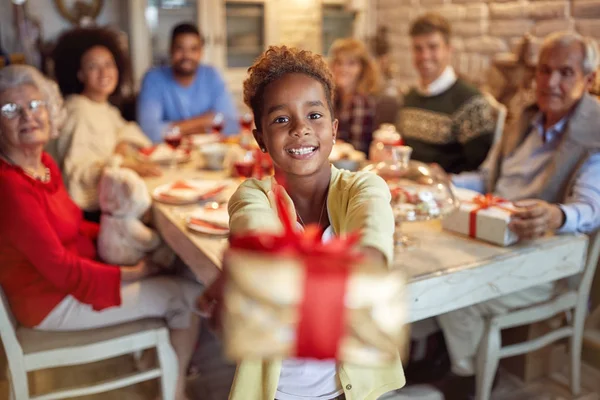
171,33,203,77
78,45,119,101
331,53,362,93
535,42,594,121
253,73,338,178
411,32,451,85
0,84,50,152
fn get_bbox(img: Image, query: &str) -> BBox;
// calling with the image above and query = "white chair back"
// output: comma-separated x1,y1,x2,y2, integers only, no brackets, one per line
0,287,25,366
483,92,507,145
579,231,600,306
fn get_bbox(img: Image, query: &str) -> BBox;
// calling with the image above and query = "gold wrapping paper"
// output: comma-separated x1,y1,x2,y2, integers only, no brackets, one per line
222,249,408,366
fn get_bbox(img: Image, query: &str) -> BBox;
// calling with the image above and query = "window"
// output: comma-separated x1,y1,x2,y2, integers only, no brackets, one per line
225,2,265,69
322,4,355,54
146,0,198,66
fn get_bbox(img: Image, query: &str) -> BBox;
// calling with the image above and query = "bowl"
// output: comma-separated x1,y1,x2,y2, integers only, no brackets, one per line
200,143,228,170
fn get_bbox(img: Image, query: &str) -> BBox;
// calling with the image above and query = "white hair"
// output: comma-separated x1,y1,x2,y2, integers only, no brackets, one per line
541,31,600,75
0,65,65,139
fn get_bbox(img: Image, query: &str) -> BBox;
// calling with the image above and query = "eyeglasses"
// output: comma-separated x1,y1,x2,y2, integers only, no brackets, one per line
0,100,46,120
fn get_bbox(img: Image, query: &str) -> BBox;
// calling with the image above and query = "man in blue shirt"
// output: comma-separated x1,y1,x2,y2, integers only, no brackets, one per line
137,23,239,143
434,31,600,398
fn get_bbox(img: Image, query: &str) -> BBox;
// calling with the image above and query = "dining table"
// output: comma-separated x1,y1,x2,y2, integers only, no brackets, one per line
145,153,589,324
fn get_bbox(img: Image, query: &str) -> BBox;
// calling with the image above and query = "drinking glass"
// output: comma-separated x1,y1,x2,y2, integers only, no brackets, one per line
240,113,253,132
212,113,225,135
162,125,182,170
233,150,256,178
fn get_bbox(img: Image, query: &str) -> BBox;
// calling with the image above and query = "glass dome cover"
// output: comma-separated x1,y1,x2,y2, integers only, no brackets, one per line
363,146,459,250
363,146,458,221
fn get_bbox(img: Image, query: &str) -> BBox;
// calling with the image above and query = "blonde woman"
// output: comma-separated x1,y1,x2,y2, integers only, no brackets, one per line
329,38,380,155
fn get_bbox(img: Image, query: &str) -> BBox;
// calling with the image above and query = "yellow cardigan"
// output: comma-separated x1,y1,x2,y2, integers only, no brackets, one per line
227,165,405,400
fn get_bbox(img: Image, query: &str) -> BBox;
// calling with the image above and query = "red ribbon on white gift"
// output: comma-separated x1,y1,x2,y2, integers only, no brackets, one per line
465,193,515,238
228,184,363,359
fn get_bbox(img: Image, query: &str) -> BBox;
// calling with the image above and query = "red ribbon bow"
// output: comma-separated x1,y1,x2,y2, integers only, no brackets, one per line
229,184,363,359
466,193,514,238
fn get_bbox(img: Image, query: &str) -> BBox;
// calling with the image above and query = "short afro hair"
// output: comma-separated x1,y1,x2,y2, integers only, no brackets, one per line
243,45,335,131
52,27,131,102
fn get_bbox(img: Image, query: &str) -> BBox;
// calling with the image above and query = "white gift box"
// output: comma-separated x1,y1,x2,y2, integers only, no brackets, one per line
442,188,519,246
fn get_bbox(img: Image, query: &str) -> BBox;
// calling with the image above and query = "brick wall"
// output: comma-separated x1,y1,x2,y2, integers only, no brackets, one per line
376,0,600,90
278,0,324,54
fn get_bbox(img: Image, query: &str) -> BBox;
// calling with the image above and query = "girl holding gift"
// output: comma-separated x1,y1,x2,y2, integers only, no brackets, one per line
199,46,405,400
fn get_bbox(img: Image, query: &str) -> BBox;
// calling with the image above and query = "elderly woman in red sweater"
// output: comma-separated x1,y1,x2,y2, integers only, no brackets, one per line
0,65,198,400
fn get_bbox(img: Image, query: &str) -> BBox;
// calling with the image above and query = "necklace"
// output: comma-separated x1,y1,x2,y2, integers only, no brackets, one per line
297,194,328,228
0,150,51,183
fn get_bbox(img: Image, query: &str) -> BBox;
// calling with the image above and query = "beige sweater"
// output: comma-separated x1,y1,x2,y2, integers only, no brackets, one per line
48,95,151,211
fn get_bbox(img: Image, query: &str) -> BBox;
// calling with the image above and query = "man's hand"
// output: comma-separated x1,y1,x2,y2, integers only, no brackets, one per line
508,199,565,240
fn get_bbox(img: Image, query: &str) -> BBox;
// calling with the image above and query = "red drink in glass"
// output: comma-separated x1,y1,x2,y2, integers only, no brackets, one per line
234,161,255,178
165,136,182,149
240,114,253,131
212,122,224,134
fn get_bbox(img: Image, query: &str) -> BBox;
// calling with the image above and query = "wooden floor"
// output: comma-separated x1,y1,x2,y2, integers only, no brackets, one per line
1,328,599,400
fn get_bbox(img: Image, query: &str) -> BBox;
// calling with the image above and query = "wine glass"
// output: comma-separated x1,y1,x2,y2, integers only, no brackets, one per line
240,113,253,132
212,113,225,135
162,125,182,170
233,150,256,179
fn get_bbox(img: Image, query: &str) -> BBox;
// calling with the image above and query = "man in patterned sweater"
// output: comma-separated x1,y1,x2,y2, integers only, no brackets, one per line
397,13,495,174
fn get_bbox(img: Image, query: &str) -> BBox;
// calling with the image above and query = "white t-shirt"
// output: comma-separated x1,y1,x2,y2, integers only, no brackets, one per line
275,225,344,400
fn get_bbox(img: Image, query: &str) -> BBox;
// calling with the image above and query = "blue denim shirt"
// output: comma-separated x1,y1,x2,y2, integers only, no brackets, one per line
137,65,239,143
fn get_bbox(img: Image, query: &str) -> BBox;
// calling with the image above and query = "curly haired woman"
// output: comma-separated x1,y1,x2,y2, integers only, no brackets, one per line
48,27,160,222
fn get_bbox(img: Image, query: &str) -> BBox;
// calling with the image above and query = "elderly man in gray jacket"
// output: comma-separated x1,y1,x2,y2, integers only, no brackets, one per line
435,31,600,397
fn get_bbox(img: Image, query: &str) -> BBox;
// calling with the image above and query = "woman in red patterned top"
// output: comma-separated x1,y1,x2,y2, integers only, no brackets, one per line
329,38,380,155
0,65,199,400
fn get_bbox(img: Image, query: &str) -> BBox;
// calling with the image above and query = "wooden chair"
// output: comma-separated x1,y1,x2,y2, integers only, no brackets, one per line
0,289,179,400
475,232,600,400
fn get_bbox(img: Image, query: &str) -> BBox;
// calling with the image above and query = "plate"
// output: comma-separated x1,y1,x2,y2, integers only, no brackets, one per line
152,179,231,205
138,144,191,164
186,206,229,235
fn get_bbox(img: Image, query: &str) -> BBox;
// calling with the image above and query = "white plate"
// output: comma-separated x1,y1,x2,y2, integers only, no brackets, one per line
186,207,229,235
152,179,231,205
138,144,191,164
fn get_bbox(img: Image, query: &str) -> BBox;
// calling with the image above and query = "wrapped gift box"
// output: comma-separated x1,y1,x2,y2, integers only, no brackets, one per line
442,188,519,246
221,186,407,366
